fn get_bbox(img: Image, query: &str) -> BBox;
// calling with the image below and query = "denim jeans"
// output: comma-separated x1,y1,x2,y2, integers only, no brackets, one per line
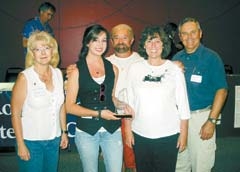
75,128,123,172
17,137,60,172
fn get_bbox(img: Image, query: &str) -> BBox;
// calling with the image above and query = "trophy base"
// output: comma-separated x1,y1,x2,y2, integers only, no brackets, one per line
114,114,132,118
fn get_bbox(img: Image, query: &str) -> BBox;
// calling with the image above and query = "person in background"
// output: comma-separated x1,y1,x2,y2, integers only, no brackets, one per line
22,2,56,55
11,31,68,172
65,24,123,172
164,22,183,60
125,26,190,172
107,24,143,172
174,17,228,172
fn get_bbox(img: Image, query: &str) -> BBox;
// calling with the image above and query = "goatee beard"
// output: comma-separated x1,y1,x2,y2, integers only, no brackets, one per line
114,45,130,53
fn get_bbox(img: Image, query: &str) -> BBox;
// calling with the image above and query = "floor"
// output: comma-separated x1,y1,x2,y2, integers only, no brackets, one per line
0,137,240,172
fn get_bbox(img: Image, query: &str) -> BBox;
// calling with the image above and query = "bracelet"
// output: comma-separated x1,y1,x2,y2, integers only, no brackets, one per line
98,110,102,118
94,110,102,120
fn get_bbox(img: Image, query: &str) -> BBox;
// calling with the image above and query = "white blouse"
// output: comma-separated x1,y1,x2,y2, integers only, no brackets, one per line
21,66,64,140
126,60,190,139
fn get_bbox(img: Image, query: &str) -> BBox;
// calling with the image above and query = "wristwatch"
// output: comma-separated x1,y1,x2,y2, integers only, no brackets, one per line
208,117,218,124
61,130,68,134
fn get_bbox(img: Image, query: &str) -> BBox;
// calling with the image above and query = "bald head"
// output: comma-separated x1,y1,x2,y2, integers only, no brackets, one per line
111,24,134,39
110,24,135,57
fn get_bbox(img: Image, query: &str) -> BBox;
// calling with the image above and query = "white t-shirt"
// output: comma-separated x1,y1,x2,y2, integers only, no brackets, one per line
126,60,190,139
107,52,143,96
21,66,64,140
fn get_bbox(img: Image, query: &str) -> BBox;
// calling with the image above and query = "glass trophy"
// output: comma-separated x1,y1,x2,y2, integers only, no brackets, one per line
115,88,132,118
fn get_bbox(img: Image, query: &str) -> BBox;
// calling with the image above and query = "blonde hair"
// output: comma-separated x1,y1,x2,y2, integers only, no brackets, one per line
111,24,134,39
25,31,59,68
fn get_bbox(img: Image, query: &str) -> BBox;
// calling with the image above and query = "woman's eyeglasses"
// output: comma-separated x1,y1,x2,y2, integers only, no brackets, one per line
99,84,105,101
33,46,52,53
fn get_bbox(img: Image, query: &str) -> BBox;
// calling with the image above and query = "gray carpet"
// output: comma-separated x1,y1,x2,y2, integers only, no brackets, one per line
0,137,240,172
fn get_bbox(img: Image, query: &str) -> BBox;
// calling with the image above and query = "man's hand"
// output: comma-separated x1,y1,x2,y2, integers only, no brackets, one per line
200,121,215,140
64,64,77,91
173,60,185,72
66,64,77,79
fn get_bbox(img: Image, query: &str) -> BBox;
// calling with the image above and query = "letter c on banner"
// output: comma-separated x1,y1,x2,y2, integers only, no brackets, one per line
67,121,76,138
0,104,11,116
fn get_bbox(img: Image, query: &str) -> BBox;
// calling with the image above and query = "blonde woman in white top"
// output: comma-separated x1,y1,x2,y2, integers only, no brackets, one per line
11,31,68,172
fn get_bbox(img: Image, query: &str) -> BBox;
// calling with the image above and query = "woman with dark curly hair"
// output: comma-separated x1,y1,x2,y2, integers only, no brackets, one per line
124,26,190,172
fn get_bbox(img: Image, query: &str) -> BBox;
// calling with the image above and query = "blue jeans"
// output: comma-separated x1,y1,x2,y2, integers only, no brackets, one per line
17,137,60,172
75,129,123,172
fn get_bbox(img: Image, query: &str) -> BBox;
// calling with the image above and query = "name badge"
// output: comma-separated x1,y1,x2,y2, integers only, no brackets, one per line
33,87,46,97
191,74,202,83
